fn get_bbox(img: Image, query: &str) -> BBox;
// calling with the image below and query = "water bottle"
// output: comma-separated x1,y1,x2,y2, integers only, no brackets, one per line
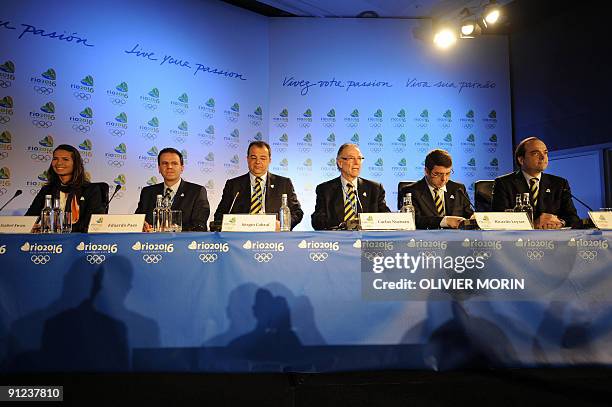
152,194,163,232
400,193,416,224
279,193,291,232
521,192,534,225
512,194,523,212
52,197,63,233
40,194,53,233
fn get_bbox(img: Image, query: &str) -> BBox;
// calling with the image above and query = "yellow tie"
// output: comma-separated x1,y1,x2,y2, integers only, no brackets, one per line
250,177,263,214
344,183,357,222
434,188,444,216
529,178,539,208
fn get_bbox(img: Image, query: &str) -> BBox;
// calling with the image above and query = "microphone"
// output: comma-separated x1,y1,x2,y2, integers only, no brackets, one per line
105,184,122,212
457,187,479,230
228,191,240,214
0,189,23,212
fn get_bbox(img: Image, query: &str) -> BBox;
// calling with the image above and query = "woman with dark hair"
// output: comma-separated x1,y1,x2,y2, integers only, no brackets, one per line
25,144,105,232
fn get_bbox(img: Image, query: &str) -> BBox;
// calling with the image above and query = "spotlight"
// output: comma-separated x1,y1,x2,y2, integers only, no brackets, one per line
433,27,457,49
459,8,481,38
482,0,501,27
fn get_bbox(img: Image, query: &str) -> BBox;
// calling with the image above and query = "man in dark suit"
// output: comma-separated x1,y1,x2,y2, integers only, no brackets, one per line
492,137,579,229
136,147,210,231
399,149,473,229
214,141,303,230
311,143,390,230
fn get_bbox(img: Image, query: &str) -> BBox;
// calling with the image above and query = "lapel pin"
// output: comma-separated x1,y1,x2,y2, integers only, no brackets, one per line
545,188,550,193
180,193,185,197
270,184,275,189
362,192,367,197
450,195,455,199
80,196,85,201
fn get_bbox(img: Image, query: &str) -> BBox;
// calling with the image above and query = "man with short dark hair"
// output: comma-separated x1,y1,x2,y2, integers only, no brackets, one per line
399,149,473,229
311,143,390,230
492,137,579,229
136,147,210,231
214,141,303,230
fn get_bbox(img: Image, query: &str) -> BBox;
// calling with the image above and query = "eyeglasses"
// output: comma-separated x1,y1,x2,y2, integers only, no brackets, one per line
430,169,453,178
339,156,365,162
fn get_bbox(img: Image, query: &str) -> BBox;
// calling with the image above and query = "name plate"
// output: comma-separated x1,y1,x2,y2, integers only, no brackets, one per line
359,212,416,231
474,212,533,230
88,214,145,233
0,216,38,234
589,211,612,230
222,214,276,232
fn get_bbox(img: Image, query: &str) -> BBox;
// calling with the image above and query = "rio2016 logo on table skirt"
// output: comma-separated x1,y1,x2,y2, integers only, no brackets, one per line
297,239,339,262
76,241,118,264
20,241,63,265
569,237,609,262
131,241,174,264
242,240,284,263
187,240,229,263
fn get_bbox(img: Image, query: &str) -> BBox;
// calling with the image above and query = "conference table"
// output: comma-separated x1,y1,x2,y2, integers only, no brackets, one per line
0,229,610,372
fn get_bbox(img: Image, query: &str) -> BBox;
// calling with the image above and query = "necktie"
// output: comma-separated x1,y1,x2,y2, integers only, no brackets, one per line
163,187,172,207
434,188,445,216
344,183,357,222
250,177,263,214
529,178,539,208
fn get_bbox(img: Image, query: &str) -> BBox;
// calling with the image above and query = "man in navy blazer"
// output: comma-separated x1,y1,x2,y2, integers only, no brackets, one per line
311,143,390,230
399,149,473,229
136,148,210,231
213,141,303,230
492,137,579,228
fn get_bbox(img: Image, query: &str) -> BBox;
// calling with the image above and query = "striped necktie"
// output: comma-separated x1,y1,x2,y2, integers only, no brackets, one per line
529,177,539,208
250,177,263,214
344,183,357,222
434,188,445,216
163,187,173,207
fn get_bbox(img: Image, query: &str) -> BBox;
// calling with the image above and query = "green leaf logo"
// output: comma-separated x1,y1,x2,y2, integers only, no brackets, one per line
303,133,312,142
78,139,92,151
397,133,406,142
467,134,475,142
254,106,263,116
178,93,188,103
420,109,429,118
205,125,215,135
40,102,55,114
304,158,312,167
374,133,383,142
420,134,429,142
489,134,497,142
80,107,93,118
327,133,335,142
114,143,127,154
230,154,239,164
230,128,239,139
374,158,384,166
350,109,359,118
351,133,359,142
279,108,288,118
205,98,215,108
0,131,12,143
42,68,56,80
443,133,452,142
80,75,94,86
327,108,335,118
398,158,407,166
253,132,263,141
37,170,48,181
39,135,54,147
467,158,476,167
116,82,128,92
0,61,15,74
279,133,288,142
443,109,452,118
115,112,128,123
205,152,215,162
373,109,383,118
205,180,215,189
280,158,288,167
466,109,474,118
181,149,188,159
327,158,336,166
0,167,10,179
0,96,13,108
148,117,159,127
490,158,499,167
230,102,240,112
147,146,158,156
303,108,312,118
114,174,126,185
148,88,160,98
178,121,188,131
147,176,158,185
397,109,406,118
488,110,497,119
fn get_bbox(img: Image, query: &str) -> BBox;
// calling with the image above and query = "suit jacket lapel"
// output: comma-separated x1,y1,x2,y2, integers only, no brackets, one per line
537,173,551,212
513,171,529,195
171,180,185,210
333,177,345,221
265,173,278,214
417,178,438,215
239,174,252,213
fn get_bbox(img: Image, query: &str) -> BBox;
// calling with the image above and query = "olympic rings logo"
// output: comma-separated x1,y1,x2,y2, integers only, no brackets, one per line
114,192,124,199
73,92,91,100
33,86,54,95
485,124,497,129
0,152,8,159
225,117,238,123
249,119,262,126
31,254,51,264
0,80,11,88
140,133,157,140
275,123,287,128
174,108,187,115
578,250,598,261
173,136,186,144
309,252,329,262
254,252,273,262
86,254,106,264
143,254,162,263
72,124,91,133
199,139,214,145
421,250,438,258
142,103,158,111
487,148,497,153
140,162,156,169
0,188,8,195
29,188,40,195
526,250,544,260
106,160,125,167
369,123,382,129
109,97,127,105
32,119,52,128
199,167,214,173
0,116,11,124
363,251,383,262
30,153,51,162
199,253,218,262
108,129,125,137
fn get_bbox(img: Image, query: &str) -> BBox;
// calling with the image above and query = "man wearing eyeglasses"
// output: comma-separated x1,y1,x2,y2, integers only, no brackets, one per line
400,149,473,229
492,137,579,229
311,143,390,230
214,141,304,230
